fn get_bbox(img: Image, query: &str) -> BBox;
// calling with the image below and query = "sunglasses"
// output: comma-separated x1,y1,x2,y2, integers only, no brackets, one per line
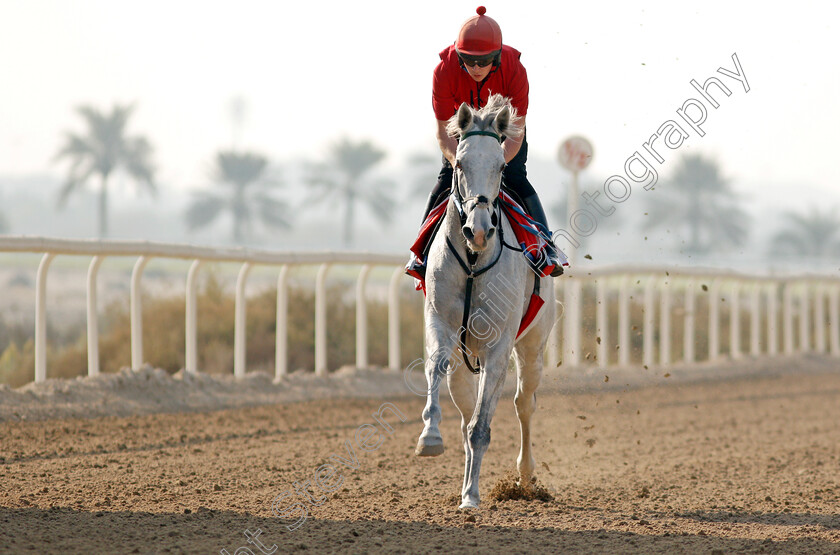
458,52,496,68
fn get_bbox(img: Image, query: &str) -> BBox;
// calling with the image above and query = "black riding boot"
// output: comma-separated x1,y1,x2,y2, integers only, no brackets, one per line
521,193,565,277
405,188,449,279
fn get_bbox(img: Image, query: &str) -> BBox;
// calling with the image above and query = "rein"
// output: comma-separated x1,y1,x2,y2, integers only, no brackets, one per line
445,225,503,375
445,208,541,375
449,145,504,374
447,127,535,375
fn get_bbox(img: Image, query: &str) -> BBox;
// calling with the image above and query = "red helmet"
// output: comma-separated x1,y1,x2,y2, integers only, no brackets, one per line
456,6,502,56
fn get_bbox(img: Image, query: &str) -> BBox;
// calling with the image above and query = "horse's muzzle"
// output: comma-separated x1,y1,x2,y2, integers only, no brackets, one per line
462,225,495,251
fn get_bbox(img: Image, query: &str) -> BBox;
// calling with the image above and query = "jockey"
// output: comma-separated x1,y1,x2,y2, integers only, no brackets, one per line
406,5,565,279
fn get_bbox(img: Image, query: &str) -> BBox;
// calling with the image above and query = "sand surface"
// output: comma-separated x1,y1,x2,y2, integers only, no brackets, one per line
1,355,840,554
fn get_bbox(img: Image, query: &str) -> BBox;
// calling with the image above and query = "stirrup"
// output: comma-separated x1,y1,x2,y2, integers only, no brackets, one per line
405,256,426,280
544,244,565,277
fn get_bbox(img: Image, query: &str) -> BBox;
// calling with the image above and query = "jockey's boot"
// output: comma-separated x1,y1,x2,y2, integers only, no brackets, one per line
405,255,426,280
521,193,565,277
405,189,448,280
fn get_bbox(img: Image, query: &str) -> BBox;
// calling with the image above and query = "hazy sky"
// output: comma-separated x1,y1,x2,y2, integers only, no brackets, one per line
1,0,838,212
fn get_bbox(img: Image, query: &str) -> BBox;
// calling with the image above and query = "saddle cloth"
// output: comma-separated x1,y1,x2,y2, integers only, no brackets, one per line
407,190,569,338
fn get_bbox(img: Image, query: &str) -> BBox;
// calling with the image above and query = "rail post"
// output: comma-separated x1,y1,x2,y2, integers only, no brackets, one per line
799,283,810,352
356,265,372,370
730,280,741,360
618,275,630,366
829,285,840,357
783,282,795,354
315,263,332,376
660,275,672,367
683,279,696,364
185,259,202,374
388,267,403,371
563,277,582,367
275,265,290,380
814,283,826,353
130,256,151,369
643,275,655,368
750,281,761,356
86,255,106,377
234,262,252,378
35,253,56,383
708,279,721,362
766,282,779,356
595,278,608,368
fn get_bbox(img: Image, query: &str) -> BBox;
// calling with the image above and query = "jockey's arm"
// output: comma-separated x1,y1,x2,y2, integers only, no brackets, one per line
502,116,525,164
436,120,458,166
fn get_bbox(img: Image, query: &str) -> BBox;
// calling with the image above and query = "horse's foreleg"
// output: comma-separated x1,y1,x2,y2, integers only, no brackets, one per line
461,355,508,509
447,361,476,498
513,344,543,487
415,339,454,457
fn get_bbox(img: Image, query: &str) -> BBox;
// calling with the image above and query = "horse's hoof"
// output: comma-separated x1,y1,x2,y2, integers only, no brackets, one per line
414,438,445,457
459,499,479,510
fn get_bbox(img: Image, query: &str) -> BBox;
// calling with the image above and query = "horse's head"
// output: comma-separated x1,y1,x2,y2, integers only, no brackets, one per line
447,94,523,253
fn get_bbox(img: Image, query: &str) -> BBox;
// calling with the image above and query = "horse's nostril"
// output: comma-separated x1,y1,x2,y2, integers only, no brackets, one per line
462,226,474,240
487,228,496,239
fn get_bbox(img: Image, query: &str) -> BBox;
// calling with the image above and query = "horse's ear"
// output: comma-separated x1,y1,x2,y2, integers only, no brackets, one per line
456,103,473,133
494,106,511,137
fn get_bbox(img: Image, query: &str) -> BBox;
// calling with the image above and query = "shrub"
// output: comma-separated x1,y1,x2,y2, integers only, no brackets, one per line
0,272,425,384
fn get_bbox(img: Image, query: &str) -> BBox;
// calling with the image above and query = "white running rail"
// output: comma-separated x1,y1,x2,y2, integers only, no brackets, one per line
0,236,406,383
1,236,839,384
551,269,840,369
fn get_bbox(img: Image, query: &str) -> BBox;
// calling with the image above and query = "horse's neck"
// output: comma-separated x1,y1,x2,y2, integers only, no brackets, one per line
442,199,463,237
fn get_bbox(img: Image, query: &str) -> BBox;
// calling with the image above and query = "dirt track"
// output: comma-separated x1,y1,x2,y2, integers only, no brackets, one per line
2,360,840,554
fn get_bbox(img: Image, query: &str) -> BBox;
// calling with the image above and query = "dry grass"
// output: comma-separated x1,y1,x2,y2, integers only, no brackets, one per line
0,273,425,387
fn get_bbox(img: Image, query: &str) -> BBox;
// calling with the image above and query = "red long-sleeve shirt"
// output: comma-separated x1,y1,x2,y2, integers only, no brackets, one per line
432,44,529,121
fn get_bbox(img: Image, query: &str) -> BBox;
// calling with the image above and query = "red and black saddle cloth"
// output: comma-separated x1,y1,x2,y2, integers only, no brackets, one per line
407,190,569,339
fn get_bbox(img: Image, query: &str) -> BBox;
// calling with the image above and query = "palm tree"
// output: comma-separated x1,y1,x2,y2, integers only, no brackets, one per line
54,104,156,238
305,138,396,248
0,182,7,233
643,153,748,254
772,206,840,258
185,150,290,244
551,180,625,250
407,150,442,199
0,187,8,233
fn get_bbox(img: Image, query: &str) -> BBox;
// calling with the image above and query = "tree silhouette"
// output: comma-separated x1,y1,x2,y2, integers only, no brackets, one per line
407,150,442,199
551,180,624,250
305,138,395,248
772,206,840,259
54,104,156,238
643,153,748,254
185,151,290,244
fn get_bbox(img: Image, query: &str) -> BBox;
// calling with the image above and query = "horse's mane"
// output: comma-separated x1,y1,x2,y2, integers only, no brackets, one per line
446,93,524,139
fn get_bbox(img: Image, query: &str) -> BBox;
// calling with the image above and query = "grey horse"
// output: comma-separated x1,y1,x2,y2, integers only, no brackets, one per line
414,94,557,509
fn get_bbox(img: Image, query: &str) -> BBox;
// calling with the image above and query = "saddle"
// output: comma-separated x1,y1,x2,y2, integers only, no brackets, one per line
407,189,568,342
408,188,567,290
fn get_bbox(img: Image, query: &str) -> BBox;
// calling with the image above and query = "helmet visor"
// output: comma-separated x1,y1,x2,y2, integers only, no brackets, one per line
457,51,497,68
